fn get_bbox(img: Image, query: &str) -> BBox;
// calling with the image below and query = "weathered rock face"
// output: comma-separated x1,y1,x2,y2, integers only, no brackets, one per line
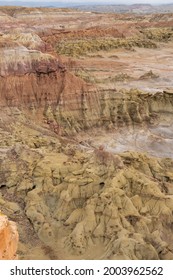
0,45,61,77
0,214,18,260
46,87,173,135
0,8,173,137
1,135,173,260
0,38,89,119
1,6,173,260
2,33,48,52
0,40,173,135
22,149,173,259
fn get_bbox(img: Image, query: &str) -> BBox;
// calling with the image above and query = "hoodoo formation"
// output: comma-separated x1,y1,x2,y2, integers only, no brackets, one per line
0,5,173,260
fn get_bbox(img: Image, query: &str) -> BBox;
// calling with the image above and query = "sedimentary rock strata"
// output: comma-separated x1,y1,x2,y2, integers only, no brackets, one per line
1,130,173,259
0,6,173,260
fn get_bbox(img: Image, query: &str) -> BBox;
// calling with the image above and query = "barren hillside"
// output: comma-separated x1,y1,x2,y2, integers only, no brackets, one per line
0,6,173,260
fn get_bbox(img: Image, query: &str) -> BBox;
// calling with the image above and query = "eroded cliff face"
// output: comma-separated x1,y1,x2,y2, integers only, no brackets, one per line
0,8,173,137
0,214,18,259
41,87,173,136
25,150,173,260
1,6,173,260
0,37,90,127
1,134,173,260
0,40,81,92
1,43,173,260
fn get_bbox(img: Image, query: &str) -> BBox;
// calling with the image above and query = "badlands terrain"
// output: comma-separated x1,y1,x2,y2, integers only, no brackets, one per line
0,6,173,260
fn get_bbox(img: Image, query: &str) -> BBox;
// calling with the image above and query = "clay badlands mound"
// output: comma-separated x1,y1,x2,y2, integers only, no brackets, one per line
1,6,173,260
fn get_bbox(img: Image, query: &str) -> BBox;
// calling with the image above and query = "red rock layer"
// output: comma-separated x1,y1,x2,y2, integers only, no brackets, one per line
0,214,18,260
0,40,89,110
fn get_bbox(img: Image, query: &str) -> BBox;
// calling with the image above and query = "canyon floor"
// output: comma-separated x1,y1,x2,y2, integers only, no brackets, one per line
0,6,173,260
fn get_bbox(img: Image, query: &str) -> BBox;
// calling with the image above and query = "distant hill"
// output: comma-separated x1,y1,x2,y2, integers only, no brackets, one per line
75,3,173,14
0,1,81,7
0,2,173,14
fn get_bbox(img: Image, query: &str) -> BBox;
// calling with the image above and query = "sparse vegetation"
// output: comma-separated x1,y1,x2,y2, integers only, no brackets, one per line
108,55,119,59
56,27,173,57
56,36,157,57
139,70,159,80
96,73,133,84
74,69,96,83
106,73,133,82
140,27,173,42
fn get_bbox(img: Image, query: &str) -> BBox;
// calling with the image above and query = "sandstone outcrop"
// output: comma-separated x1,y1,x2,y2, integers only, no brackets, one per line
0,213,18,259
0,6,173,260
0,35,89,122
1,130,173,260
2,32,48,52
1,35,171,136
